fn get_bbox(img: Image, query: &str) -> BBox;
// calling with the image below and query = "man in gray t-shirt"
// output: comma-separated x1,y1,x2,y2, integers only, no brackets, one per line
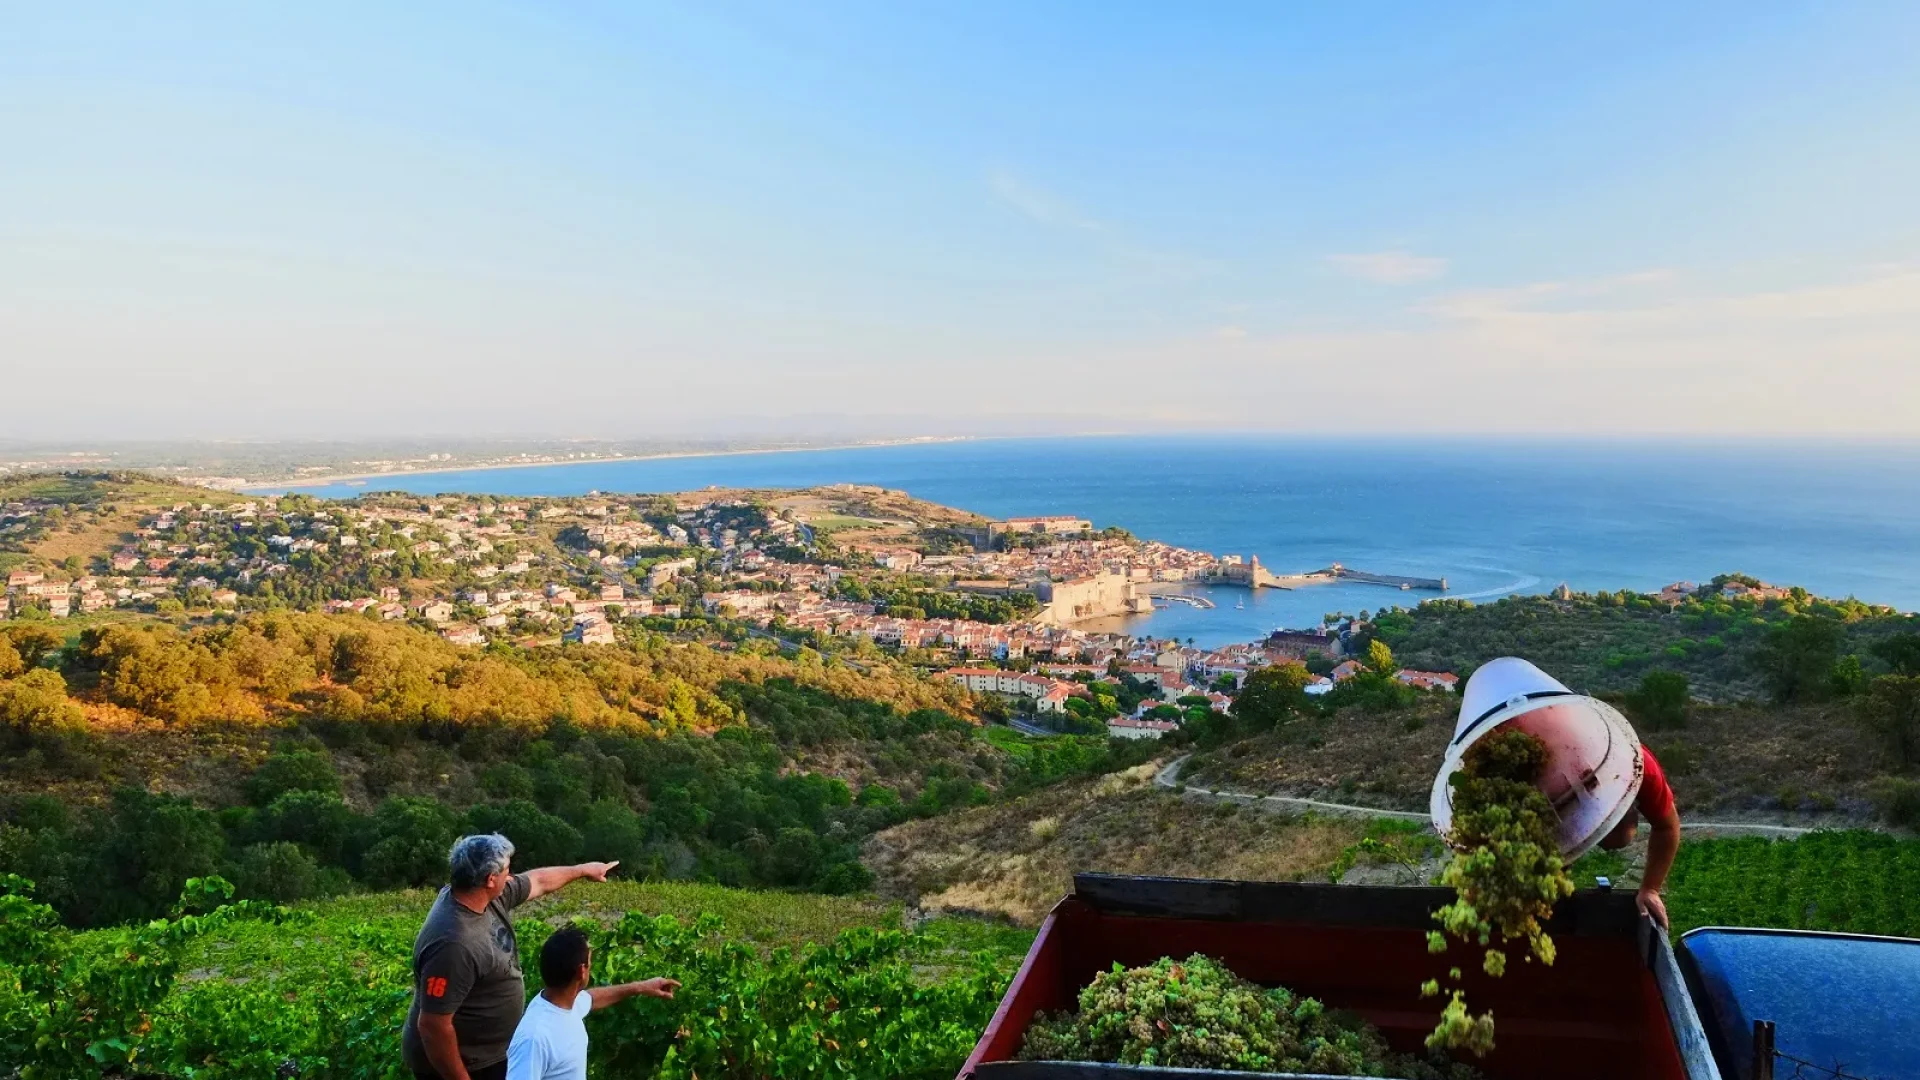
401,834,617,1080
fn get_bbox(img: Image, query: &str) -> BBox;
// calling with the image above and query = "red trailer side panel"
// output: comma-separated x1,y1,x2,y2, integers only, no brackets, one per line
963,886,1690,1080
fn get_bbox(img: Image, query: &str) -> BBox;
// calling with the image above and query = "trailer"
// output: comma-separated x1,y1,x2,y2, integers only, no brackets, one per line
958,873,1718,1080
960,873,1920,1080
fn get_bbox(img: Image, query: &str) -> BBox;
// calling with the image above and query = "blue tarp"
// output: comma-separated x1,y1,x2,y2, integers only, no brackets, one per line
1679,927,1920,1080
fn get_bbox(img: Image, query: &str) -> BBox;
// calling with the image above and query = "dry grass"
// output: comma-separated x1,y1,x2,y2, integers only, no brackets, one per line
28,510,140,564
1182,697,1457,812
863,767,1366,926
1643,700,1890,816
1183,694,1895,820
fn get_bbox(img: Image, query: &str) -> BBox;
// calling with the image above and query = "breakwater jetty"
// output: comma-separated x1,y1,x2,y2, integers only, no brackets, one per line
1323,564,1448,590
1141,587,1216,609
1207,558,1446,592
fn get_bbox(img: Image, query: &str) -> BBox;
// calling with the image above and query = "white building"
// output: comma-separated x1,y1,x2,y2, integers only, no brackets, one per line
1107,717,1177,740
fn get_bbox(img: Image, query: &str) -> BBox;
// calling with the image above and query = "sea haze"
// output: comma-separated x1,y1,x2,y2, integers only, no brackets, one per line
266,436,1920,647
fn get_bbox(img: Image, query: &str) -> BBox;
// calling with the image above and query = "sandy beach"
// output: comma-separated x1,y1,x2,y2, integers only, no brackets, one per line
253,436,983,490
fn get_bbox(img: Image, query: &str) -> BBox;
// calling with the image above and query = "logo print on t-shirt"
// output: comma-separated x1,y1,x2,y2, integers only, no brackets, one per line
494,921,518,973
426,977,448,998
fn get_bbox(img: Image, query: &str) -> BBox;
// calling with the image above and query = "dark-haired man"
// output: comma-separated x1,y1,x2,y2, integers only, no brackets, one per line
505,926,680,1080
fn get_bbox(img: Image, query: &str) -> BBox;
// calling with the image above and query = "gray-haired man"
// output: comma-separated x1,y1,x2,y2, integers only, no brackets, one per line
400,834,617,1080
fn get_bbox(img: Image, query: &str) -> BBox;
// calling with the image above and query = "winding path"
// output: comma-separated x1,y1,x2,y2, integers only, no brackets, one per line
1153,755,1821,838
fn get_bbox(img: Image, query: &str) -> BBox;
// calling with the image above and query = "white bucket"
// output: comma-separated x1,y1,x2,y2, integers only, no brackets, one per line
1429,657,1644,861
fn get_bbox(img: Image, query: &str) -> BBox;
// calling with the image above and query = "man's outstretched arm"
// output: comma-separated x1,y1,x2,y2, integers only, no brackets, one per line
1638,804,1681,929
587,977,680,1008
524,862,618,900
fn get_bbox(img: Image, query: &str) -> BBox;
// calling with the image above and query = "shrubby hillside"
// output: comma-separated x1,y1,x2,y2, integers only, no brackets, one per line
0,613,1145,927
1374,582,1909,701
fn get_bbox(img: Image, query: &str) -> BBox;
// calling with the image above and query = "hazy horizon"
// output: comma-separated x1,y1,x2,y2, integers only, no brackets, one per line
6,3,1920,440
11,430,1920,463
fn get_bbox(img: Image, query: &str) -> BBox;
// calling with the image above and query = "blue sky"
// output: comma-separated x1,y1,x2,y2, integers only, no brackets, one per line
5,2,1919,438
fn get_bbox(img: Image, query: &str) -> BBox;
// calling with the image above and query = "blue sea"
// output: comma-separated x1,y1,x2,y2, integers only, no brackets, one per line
267,437,1920,648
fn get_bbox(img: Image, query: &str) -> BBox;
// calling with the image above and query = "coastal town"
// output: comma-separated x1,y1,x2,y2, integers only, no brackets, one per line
0,478,1495,741
3,478,1812,737
3,476,1810,743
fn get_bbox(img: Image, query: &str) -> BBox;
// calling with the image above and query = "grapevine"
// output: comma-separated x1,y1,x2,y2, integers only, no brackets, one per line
7,825,1916,1078
0,874,1014,1080
1424,728,1574,1055
1022,953,1482,1079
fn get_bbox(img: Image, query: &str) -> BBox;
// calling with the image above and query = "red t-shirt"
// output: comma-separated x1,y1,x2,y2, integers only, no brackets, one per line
1637,745,1675,820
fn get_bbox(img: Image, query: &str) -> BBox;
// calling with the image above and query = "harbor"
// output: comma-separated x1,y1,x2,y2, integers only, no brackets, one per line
1204,558,1448,593
1140,588,1215,609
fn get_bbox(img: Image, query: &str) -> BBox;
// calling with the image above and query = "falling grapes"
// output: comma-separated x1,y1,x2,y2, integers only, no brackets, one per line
1425,728,1575,1056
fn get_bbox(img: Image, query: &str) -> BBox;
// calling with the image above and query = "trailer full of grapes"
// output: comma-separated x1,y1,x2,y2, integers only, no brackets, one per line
958,874,1719,1080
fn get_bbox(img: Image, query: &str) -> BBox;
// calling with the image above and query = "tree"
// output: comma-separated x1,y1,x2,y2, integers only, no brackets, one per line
257,790,360,865
816,857,874,894
1624,671,1690,731
1086,683,1121,721
231,841,321,903
1365,639,1397,677
3,625,64,669
1872,633,1920,677
480,761,537,800
1856,675,1920,769
1753,616,1844,703
1231,663,1312,730
1831,654,1869,698
0,669,85,739
244,749,342,805
80,788,227,925
767,827,820,886
464,799,584,870
359,797,460,888
0,634,22,679
582,798,648,869
856,784,900,809
75,625,221,724
1867,776,1920,829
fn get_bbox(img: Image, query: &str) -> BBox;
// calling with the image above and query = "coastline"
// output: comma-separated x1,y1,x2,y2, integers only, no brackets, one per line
245,435,989,491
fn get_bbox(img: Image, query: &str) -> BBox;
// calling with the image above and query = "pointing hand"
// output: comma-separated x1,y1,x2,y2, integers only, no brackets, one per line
580,861,619,882
638,977,680,999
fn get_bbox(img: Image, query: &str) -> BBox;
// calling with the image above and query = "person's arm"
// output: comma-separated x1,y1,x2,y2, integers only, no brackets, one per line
417,1012,472,1080
415,940,476,1079
586,977,680,1009
523,862,619,901
1638,802,1681,928
504,1027,544,1080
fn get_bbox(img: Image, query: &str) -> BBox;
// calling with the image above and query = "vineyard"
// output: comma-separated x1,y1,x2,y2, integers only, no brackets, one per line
1665,830,1920,938
0,875,1023,1080
3,831,1917,1079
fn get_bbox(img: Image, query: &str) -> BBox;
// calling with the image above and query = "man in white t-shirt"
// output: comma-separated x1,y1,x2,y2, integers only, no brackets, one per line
506,926,679,1080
